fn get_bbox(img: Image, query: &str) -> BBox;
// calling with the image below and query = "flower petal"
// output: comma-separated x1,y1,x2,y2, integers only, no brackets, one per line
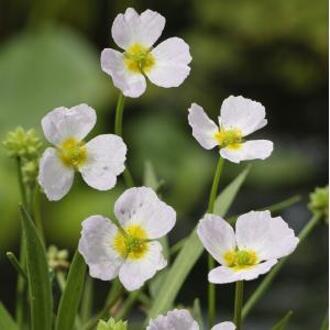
236,210,299,261
208,260,278,284
147,309,199,330
101,48,147,98
188,103,219,150
208,265,240,284
118,241,166,291
78,215,123,281
112,8,166,49
146,37,192,88
41,104,96,145
197,214,236,265
220,140,273,163
114,187,176,239
211,322,236,330
38,147,74,201
79,134,127,191
219,95,267,136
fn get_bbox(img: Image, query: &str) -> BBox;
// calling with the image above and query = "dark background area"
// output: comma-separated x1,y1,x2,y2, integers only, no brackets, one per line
0,0,328,329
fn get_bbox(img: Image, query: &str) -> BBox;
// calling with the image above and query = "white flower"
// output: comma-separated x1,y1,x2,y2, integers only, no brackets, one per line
197,211,299,284
78,187,176,291
38,104,127,201
211,322,236,330
188,95,274,163
147,309,199,330
101,8,192,98
147,309,235,330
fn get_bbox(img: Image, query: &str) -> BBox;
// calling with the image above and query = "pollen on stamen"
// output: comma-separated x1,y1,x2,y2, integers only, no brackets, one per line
113,224,149,260
214,128,242,149
124,43,156,74
58,137,87,169
223,249,258,271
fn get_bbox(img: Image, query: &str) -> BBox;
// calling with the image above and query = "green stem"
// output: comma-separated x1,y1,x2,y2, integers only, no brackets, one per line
114,92,135,187
228,194,301,225
16,157,28,208
207,156,225,327
320,309,329,330
115,290,141,321
15,157,27,326
207,157,225,212
242,213,322,320
83,280,123,330
233,281,244,330
114,93,125,137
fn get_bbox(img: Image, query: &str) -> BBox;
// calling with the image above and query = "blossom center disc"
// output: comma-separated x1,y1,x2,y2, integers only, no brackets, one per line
113,225,148,260
224,249,258,270
214,129,242,149
58,137,87,168
124,43,155,74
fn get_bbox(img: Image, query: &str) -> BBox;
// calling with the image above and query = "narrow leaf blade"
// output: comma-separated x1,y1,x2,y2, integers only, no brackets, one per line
55,251,86,330
20,206,53,330
148,166,251,318
271,311,293,330
0,302,18,330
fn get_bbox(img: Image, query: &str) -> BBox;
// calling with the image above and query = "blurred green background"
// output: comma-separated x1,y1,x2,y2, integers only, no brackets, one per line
0,0,328,329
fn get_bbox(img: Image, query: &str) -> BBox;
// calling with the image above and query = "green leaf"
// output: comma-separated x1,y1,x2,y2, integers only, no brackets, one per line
55,251,87,330
213,165,251,216
271,311,293,330
0,26,111,133
143,161,164,192
0,302,18,330
149,269,169,299
20,206,53,330
147,166,251,319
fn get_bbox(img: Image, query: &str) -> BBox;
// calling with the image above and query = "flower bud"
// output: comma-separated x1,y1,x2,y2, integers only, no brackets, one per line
3,127,42,160
308,186,329,223
97,318,127,330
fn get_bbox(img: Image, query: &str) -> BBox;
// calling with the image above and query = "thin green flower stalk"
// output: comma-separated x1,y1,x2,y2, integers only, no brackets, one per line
233,281,244,330
3,127,44,326
242,212,323,320
207,156,225,327
114,92,134,187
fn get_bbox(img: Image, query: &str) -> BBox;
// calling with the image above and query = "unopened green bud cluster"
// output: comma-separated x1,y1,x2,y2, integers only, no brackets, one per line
97,318,127,330
308,186,329,222
3,127,42,160
3,127,43,186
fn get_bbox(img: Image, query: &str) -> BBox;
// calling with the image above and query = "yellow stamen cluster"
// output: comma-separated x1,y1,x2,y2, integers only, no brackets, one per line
214,129,242,150
113,225,148,260
58,137,87,168
124,43,155,73
224,249,258,270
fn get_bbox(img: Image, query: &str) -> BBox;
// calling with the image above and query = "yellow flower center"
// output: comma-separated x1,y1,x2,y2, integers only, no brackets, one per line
124,43,155,74
113,225,149,260
214,129,242,149
224,249,258,271
58,137,87,169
